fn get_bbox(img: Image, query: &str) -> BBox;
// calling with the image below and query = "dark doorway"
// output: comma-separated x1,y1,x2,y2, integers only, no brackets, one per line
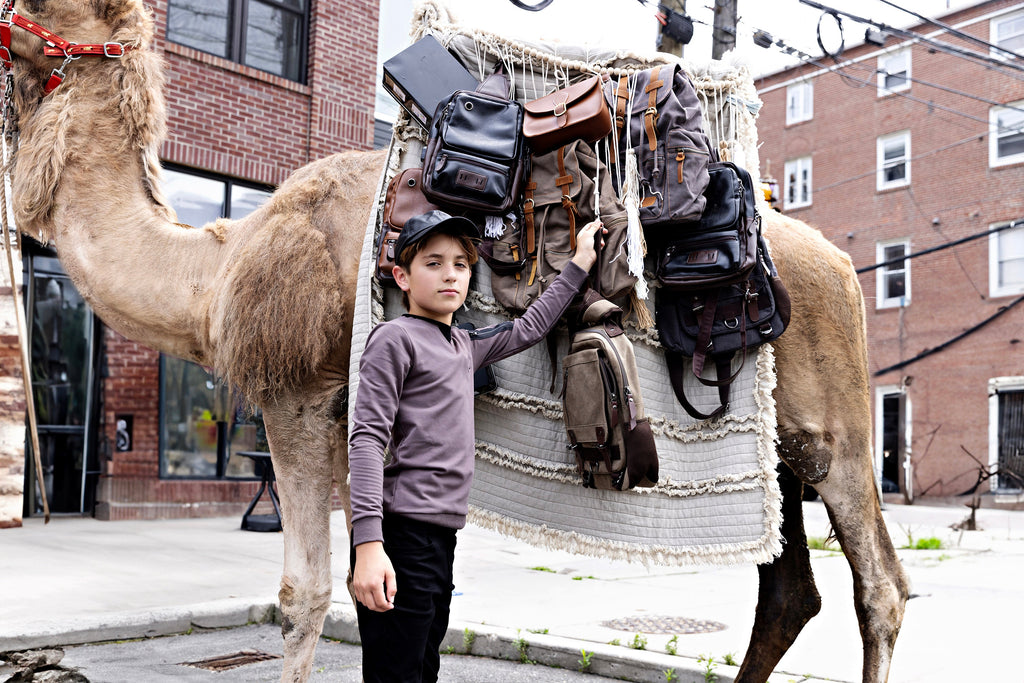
22,241,101,515
881,392,905,495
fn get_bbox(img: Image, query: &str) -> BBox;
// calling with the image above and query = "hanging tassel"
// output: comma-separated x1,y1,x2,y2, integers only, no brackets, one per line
630,289,656,330
621,148,649,300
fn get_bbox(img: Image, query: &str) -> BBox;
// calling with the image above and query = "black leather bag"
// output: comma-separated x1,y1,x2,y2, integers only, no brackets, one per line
656,161,759,288
421,68,528,214
656,235,791,421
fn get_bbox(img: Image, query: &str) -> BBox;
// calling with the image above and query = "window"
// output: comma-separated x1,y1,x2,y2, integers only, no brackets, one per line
991,10,1024,59
989,102,1024,167
783,157,812,209
786,81,813,125
989,378,1024,491
990,222,1024,297
166,0,308,82
877,49,910,96
160,167,273,479
877,132,910,190
876,239,910,308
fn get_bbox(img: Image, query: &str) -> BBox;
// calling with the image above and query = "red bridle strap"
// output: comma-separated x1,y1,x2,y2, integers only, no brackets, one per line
0,10,134,94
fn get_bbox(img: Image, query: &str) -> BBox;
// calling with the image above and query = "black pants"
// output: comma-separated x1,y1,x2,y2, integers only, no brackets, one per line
351,514,457,683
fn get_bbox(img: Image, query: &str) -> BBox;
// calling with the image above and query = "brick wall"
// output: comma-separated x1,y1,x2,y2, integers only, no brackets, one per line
756,0,1024,498
0,287,25,528
91,0,379,519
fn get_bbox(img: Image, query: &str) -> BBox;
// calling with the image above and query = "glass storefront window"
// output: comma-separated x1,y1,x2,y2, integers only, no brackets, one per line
159,167,272,478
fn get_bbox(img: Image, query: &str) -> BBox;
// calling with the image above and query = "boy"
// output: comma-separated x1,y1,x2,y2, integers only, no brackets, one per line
348,209,603,682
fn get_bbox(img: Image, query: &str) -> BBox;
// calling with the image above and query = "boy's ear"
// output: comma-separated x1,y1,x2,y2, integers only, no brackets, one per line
393,265,410,292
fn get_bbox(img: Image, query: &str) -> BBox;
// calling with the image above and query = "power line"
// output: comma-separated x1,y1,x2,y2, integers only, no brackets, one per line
874,0,1024,62
856,220,1024,274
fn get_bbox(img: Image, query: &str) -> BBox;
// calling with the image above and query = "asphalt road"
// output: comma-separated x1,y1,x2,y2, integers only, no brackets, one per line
11,623,619,683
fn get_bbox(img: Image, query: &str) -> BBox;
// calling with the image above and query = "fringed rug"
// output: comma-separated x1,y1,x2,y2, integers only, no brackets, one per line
348,1,782,566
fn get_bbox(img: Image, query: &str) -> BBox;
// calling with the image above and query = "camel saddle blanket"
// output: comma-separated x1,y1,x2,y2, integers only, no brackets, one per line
348,2,782,566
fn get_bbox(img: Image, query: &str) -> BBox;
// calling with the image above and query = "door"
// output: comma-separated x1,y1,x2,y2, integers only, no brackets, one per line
23,245,100,515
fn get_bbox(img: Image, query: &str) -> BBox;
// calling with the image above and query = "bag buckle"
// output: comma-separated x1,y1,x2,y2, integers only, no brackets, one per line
723,317,740,330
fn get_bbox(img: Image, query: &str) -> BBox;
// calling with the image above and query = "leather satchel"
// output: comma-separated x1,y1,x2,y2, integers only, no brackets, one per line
656,235,791,421
523,74,613,155
656,161,759,290
421,68,528,214
375,168,441,283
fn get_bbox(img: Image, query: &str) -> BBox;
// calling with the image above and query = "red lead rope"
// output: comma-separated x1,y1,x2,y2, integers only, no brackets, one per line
0,9,133,94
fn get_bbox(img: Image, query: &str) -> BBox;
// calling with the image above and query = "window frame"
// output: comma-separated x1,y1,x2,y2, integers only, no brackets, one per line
877,131,911,191
989,377,1024,492
783,156,812,210
158,165,273,480
875,238,911,309
166,0,310,83
991,9,1024,61
989,101,1024,167
877,49,911,97
989,221,1024,297
785,81,814,125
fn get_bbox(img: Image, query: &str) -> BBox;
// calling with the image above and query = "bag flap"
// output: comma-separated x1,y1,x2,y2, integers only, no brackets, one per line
530,140,583,205
524,75,603,116
441,91,523,159
700,163,743,230
382,168,439,228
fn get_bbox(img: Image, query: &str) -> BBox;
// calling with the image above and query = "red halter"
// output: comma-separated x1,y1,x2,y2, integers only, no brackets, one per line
0,1,133,95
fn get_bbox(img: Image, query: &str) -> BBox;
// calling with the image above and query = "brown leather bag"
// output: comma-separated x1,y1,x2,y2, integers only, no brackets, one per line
376,168,440,283
523,74,613,155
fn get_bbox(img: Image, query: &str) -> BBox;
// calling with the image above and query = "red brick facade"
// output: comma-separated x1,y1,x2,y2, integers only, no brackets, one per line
756,0,1024,501
90,0,378,519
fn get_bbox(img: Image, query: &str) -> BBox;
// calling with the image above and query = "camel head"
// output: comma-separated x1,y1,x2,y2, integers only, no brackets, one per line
3,0,172,240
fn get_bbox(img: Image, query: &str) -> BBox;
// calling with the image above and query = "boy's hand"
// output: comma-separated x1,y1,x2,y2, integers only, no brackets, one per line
353,541,397,612
571,220,606,272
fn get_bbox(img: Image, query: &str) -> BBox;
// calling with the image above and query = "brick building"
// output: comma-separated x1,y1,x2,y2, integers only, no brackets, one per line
0,0,380,525
755,0,1024,503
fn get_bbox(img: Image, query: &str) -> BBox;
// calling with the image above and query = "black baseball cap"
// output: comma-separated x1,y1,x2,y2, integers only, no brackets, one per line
394,210,479,258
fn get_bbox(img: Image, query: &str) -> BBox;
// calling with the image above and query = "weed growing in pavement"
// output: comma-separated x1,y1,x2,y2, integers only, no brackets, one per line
462,628,475,653
664,668,678,681
578,649,593,672
571,575,597,581
608,638,621,647
665,634,679,655
630,633,648,650
722,652,738,666
698,654,718,683
527,627,549,634
529,566,556,573
513,630,535,664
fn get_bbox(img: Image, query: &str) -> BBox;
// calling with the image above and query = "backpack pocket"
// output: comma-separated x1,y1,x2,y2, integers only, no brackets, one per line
657,230,742,286
637,128,710,229
426,149,514,209
562,348,615,449
442,92,523,162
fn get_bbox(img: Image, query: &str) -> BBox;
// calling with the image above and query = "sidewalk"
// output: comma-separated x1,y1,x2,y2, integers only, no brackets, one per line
1,500,1022,682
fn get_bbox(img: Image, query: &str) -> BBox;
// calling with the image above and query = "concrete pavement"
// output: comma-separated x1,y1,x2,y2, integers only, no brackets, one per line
1,500,1022,682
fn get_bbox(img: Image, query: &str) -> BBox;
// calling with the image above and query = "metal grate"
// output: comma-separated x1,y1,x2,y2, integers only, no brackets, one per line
601,615,727,634
180,650,282,671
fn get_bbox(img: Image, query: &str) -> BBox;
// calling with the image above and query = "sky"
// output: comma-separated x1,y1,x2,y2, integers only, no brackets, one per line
376,0,980,119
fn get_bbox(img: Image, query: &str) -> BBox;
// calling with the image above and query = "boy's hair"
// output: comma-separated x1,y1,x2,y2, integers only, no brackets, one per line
395,229,479,310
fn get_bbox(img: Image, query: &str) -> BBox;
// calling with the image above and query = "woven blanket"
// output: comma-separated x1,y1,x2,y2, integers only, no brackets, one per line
348,2,781,566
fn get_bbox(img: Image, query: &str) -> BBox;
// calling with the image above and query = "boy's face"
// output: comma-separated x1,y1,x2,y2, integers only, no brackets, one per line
393,233,473,324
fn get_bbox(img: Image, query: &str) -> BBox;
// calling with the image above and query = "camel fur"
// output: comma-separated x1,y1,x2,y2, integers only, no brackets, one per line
3,2,909,682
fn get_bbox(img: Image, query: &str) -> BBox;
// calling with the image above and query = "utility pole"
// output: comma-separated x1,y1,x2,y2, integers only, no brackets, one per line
658,0,689,57
712,0,738,60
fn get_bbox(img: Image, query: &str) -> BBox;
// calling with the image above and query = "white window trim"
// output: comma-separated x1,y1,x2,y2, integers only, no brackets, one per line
874,385,911,500
989,101,1024,167
990,9,1024,61
989,222,1024,297
876,238,910,309
786,81,813,125
877,49,911,97
783,156,812,210
877,131,910,191
989,376,1024,492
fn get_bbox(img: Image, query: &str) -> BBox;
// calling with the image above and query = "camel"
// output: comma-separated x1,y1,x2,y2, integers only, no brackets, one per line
2,1,909,682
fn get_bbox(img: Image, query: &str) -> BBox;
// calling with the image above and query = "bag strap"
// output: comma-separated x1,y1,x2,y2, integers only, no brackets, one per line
555,146,578,251
523,176,537,285
643,66,664,152
665,350,730,421
614,74,630,141
690,290,746,388
476,64,510,98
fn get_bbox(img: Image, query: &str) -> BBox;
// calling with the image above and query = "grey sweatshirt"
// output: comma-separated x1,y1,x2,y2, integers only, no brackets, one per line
348,262,589,546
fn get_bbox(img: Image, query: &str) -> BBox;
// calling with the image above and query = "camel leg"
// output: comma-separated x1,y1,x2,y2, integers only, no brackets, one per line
816,454,910,683
735,462,821,683
262,385,348,683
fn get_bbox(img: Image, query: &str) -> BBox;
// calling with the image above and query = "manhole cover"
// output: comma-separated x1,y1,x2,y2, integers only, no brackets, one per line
601,615,727,634
180,650,282,671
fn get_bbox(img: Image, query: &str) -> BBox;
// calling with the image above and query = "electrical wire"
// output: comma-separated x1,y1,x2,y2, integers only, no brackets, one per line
874,0,1024,62
857,220,1024,274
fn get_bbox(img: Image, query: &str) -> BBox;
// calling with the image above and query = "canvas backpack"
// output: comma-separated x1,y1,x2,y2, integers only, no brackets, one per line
479,139,636,312
561,293,659,491
606,63,715,239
